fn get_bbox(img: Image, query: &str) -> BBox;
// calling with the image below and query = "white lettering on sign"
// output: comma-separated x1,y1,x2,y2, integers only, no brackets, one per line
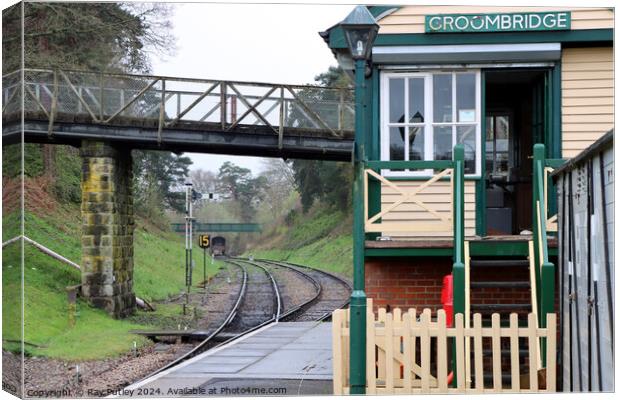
425,11,571,33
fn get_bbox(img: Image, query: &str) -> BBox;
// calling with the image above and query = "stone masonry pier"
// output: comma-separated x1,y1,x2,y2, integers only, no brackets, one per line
80,141,135,318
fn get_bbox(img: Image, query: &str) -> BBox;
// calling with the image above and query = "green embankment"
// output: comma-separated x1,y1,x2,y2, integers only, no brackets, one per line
2,203,223,360
248,206,353,277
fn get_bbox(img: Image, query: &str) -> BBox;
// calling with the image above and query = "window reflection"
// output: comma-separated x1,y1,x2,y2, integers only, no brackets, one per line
389,127,405,160
457,125,476,173
486,115,510,178
408,78,425,123
434,126,452,161
433,74,452,123
408,126,424,161
389,78,405,124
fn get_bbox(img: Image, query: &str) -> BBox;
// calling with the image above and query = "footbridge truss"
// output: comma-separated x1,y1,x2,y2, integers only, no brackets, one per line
2,69,355,160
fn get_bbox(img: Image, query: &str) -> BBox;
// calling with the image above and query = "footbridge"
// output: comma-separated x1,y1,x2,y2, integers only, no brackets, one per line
2,69,354,160
2,68,354,318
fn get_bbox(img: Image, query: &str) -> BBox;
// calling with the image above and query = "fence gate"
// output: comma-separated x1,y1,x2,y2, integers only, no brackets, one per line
332,303,556,394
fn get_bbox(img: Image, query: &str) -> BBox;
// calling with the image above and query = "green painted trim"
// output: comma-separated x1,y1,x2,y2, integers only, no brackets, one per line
328,28,612,49
476,71,487,236
365,248,452,257
545,158,565,169
364,241,557,257
470,241,529,257
367,68,381,241
367,159,454,170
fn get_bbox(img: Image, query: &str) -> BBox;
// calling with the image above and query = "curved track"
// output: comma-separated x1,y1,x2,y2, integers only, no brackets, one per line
137,257,349,383
257,259,351,321
142,257,285,380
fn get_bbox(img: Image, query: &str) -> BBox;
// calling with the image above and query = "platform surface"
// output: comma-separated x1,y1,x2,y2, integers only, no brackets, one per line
121,322,333,397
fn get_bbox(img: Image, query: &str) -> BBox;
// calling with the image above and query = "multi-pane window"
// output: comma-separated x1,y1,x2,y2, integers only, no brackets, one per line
381,71,481,176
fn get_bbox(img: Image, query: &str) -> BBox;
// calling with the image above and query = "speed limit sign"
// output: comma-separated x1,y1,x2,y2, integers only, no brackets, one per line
198,234,210,248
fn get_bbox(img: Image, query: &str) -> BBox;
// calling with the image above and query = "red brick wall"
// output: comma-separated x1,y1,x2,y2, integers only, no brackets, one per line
365,257,452,313
365,257,550,314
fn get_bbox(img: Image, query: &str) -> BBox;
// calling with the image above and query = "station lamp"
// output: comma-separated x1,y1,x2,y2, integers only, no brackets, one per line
340,5,379,62
338,5,379,396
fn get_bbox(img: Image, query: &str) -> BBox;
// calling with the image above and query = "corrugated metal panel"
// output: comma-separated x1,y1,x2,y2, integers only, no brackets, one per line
556,132,613,392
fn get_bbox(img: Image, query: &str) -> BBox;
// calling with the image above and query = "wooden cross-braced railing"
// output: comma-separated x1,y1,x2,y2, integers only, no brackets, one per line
2,68,354,144
363,162,455,234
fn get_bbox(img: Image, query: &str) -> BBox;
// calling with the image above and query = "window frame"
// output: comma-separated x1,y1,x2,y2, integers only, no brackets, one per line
380,70,482,178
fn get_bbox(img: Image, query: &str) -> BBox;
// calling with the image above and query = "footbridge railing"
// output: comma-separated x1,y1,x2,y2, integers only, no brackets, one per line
3,68,354,144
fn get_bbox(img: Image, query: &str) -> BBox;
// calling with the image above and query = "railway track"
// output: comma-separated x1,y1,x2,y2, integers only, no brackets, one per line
136,257,349,384
256,259,351,321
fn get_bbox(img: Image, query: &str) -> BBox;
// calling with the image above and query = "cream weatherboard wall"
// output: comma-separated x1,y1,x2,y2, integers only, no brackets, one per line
561,47,614,158
373,6,613,239
377,7,614,34
380,180,476,239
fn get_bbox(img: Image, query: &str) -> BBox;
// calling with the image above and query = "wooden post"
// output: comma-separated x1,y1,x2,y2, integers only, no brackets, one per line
509,313,521,391
528,313,539,391
332,310,343,395
66,285,79,327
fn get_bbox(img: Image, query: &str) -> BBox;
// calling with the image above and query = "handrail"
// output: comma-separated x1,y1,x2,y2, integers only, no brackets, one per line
527,240,543,370
463,240,471,389
3,67,355,138
531,143,556,368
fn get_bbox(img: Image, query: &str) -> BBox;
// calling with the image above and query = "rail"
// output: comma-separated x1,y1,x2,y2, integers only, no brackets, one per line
261,259,352,321
531,144,563,366
333,306,557,394
141,260,248,379
3,68,354,144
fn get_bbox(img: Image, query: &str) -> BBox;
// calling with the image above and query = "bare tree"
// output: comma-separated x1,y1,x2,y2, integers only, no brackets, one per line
259,159,296,219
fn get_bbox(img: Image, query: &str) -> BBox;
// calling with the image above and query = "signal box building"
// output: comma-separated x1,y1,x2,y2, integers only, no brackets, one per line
322,6,613,322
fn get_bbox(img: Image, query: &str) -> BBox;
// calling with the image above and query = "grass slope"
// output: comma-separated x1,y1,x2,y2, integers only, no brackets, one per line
2,202,223,360
248,206,353,277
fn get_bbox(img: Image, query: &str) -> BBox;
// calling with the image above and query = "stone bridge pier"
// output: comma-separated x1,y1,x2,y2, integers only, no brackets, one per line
80,141,135,318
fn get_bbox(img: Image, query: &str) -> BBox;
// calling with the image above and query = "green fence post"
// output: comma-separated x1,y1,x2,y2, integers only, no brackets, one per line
451,144,465,387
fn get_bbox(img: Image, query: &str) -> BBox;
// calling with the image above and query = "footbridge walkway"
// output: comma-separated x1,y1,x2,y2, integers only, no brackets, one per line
2,68,354,160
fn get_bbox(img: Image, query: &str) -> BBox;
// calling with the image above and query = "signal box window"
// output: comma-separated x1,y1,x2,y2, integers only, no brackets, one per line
381,71,481,176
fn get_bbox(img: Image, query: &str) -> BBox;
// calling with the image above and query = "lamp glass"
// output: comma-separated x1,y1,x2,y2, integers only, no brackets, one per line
342,25,378,60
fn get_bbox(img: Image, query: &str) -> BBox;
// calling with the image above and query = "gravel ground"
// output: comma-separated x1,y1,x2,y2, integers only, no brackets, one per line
3,260,331,397
8,264,244,398
183,263,243,332
3,350,23,397
263,264,317,313
3,344,185,398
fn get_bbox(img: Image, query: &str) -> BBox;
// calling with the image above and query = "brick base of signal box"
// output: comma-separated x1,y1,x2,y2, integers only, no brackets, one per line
365,257,534,314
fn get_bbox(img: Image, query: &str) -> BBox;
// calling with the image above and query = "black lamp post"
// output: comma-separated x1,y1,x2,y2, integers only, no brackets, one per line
340,5,378,395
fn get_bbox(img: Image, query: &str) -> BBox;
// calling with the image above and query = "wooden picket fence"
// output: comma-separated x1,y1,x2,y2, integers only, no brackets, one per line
332,303,556,394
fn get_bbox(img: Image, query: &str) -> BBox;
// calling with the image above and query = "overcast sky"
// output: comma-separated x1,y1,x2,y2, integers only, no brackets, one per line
150,2,352,175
